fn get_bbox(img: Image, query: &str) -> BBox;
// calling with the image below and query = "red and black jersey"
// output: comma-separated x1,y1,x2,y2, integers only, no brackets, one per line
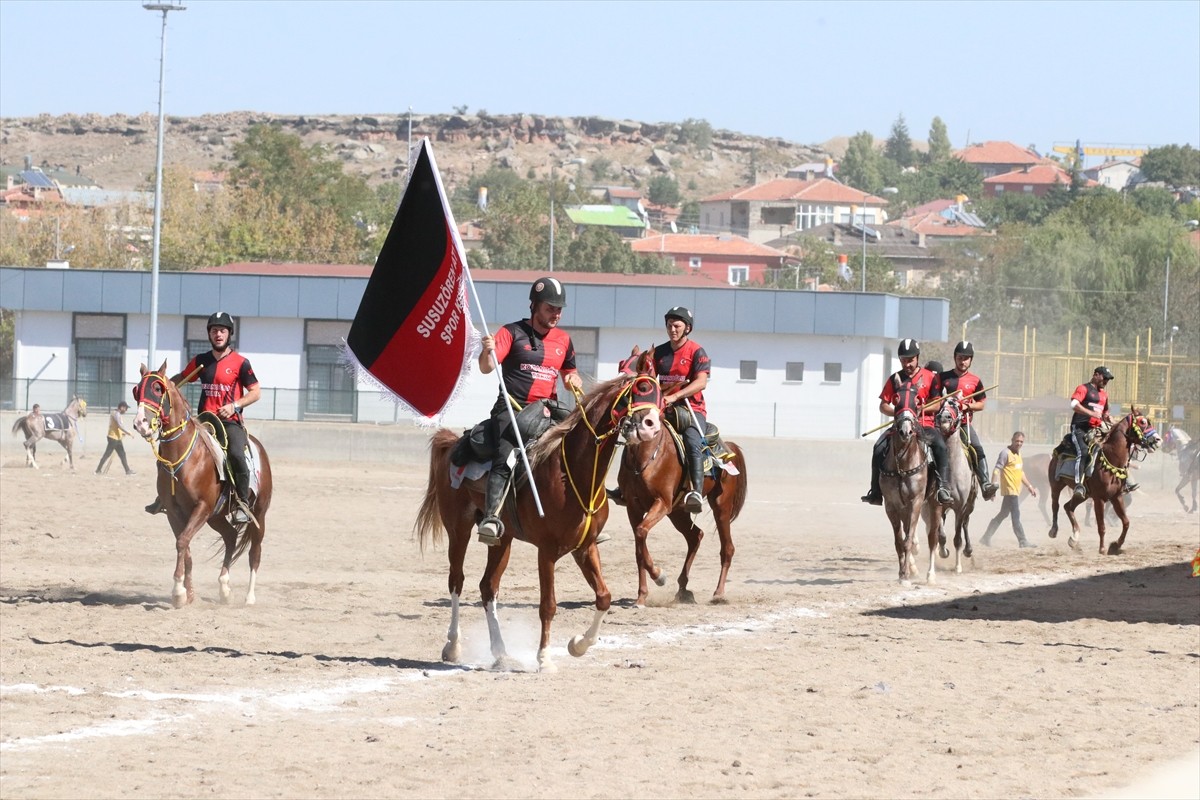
178,350,258,423
653,339,710,416
935,369,986,423
880,367,937,427
494,320,577,405
1070,382,1108,429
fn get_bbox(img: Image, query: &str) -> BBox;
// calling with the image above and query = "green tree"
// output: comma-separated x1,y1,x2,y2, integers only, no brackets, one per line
677,118,713,149
1139,144,1200,187
478,179,551,271
647,175,681,206
927,117,952,164
839,131,883,191
884,114,915,169
589,157,612,182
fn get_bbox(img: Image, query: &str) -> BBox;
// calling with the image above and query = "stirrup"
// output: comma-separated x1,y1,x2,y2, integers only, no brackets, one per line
145,499,165,515
606,487,625,507
684,491,703,514
1072,485,1087,499
1123,482,1139,494
861,489,883,506
936,487,952,505
477,516,504,546
981,482,998,501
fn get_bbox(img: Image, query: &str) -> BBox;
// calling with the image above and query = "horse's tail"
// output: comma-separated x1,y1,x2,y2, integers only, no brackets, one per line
414,429,456,553
11,416,26,436
726,441,748,523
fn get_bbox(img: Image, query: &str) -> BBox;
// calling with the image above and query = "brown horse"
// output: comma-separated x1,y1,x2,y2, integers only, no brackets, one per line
922,396,977,582
880,409,929,584
132,362,273,608
1047,410,1159,554
414,373,637,672
613,349,748,607
11,397,88,469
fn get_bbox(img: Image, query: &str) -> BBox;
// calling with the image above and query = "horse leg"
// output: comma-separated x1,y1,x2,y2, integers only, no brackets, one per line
171,506,209,608
535,548,560,673
442,525,471,664
566,544,612,659
481,543,516,669
216,521,238,604
243,512,267,606
953,517,965,574
709,499,736,604
888,507,908,585
923,504,940,585
628,499,671,608
667,508,703,604
1106,496,1132,555
24,439,38,469
1063,495,1083,551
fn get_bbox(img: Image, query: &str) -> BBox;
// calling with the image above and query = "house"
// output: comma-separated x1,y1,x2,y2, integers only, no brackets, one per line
631,233,792,285
192,170,227,193
564,204,647,239
982,162,1095,198
1083,159,1142,191
882,198,992,288
768,223,938,291
955,141,1041,178
784,159,837,181
699,178,892,245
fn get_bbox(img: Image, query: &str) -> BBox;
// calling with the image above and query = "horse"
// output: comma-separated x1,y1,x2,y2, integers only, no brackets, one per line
1162,426,1199,513
1026,450,1135,526
10,398,88,469
414,372,638,673
1047,410,1159,554
922,396,977,581
613,348,748,607
880,409,929,584
131,362,273,608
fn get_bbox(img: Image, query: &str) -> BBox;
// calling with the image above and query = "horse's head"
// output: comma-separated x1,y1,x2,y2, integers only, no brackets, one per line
133,361,183,441
934,396,962,436
1124,408,1159,453
73,397,88,417
1162,426,1190,454
892,408,919,444
610,347,661,443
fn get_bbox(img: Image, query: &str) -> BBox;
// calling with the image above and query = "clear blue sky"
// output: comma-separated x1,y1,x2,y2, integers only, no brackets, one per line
2,0,1197,157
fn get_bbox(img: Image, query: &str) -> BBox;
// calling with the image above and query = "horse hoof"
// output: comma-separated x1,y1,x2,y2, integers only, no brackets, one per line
676,590,696,604
963,546,973,559
1068,538,1080,552
938,546,950,559
653,570,667,587
492,654,523,672
441,641,462,663
1107,544,1122,556
537,657,558,674
710,594,728,606
1048,528,1058,539
567,635,592,658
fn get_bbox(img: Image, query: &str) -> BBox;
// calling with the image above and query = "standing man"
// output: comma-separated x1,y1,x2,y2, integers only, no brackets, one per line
475,277,583,546
862,338,952,506
654,306,712,514
1069,365,1113,499
96,401,135,476
933,340,998,500
147,312,260,524
980,431,1038,547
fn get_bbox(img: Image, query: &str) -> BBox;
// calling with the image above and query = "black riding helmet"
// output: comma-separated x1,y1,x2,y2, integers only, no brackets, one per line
529,277,567,308
924,360,943,375
897,338,920,358
1094,365,1114,380
664,306,694,334
954,340,974,357
207,311,235,333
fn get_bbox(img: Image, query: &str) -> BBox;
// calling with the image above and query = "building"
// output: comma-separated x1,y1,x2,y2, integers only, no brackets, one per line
982,162,1093,198
631,234,792,286
954,141,1041,178
1083,158,1142,191
0,264,949,440
563,205,647,239
699,178,892,245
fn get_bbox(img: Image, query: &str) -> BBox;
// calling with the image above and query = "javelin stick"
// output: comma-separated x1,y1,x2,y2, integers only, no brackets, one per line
859,384,999,438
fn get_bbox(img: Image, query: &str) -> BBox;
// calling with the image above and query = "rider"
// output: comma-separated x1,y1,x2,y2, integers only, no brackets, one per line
861,338,952,507
475,277,583,546
933,340,998,501
145,312,261,524
1068,365,1114,499
649,306,712,515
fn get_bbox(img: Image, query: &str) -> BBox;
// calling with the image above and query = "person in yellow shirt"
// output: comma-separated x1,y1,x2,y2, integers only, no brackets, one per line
980,431,1038,547
95,401,135,476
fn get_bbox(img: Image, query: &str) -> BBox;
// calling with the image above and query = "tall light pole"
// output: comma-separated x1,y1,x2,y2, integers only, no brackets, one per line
144,1,185,366
548,164,556,272
858,187,897,292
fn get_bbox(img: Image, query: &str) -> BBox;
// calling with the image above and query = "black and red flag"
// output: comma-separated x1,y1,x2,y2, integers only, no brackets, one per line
346,139,477,420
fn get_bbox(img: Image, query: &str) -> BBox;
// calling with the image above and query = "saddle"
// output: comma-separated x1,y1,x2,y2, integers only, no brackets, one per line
196,411,259,504
42,413,70,432
660,407,737,485
449,398,569,469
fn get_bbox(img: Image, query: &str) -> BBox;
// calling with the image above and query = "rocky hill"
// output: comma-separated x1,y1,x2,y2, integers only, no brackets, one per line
0,111,833,199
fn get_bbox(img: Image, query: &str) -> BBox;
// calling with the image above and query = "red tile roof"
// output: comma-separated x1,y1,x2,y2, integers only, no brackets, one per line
955,141,1041,166
632,234,787,258
701,177,890,205
983,163,1083,186
605,187,642,199
887,211,992,238
202,263,730,288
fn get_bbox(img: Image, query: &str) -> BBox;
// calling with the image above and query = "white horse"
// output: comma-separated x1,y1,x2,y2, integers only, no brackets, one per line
10,398,88,469
1163,426,1199,513
923,396,977,582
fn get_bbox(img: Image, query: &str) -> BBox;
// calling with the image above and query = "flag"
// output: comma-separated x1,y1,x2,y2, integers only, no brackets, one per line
346,139,478,421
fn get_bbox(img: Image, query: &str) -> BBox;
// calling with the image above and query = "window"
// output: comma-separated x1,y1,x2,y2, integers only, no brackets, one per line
796,203,834,231
304,320,353,416
895,270,908,289
823,362,842,383
785,362,804,382
728,265,749,285
73,313,125,407
739,360,757,381
995,185,1005,194
1023,185,1034,193
689,256,702,270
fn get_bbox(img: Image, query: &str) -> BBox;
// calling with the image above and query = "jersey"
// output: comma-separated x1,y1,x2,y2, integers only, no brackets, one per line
880,367,937,428
178,350,258,424
493,320,577,406
1070,382,1108,430
653,339,710,416
994,447,1024,496
935,369,986,423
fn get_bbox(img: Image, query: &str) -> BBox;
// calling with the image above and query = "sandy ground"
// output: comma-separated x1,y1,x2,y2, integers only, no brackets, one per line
1,431,1198,800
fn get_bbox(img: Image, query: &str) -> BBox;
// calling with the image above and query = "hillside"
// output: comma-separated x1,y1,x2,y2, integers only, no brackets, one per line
0,111,834,200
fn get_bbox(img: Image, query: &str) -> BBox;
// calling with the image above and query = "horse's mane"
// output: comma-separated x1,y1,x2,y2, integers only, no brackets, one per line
529,374,631,469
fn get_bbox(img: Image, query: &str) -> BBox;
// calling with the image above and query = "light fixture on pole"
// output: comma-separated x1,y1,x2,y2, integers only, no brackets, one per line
143,1,186,366
961,312,981,342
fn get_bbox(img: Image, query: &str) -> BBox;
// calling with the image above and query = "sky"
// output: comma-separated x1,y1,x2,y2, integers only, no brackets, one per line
1,0,1198,159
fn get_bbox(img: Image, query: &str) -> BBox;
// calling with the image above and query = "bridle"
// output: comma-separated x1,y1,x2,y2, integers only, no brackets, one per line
134,371,201,481
883,409,927,478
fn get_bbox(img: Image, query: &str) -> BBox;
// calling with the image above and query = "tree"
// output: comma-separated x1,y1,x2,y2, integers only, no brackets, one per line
839,131,883,191
647,175,681,206
1139,144,1200,188
589,157,612,182
884,114,915,169
927,117,952,164
677,118,713,149
478,179,551,271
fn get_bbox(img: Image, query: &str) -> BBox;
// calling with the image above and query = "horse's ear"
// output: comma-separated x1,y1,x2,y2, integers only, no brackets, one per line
139,363,148,376
157,359,168,375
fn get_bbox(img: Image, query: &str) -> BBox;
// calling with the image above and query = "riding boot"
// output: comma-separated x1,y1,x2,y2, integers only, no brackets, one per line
684,443,705,514
145,498,165,515
477,467,508,546
935,453,952,506
606,486,626,506
861,450,883,505
1073,452,1089,499
230,461,251,526
977,453,998,501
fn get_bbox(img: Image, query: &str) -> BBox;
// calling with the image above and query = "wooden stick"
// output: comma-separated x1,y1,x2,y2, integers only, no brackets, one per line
859,383,999,438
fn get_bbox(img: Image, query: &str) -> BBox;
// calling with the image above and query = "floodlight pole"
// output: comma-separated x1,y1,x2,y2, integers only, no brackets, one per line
144,1,185,366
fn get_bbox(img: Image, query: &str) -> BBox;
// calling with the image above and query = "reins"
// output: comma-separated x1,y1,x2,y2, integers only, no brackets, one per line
560,383,625,551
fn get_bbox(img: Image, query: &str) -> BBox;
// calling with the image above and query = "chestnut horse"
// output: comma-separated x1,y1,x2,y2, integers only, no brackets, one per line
1047,410,1158,554
11,397,87,469
880,409,929,584
414,373,637,672
132,362,273,607
922,396,977,582
613,349,748,607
